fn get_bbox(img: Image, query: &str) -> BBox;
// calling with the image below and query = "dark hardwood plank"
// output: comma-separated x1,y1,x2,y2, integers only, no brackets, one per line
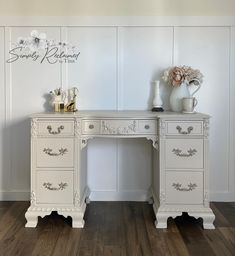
203,228,235,256
0,201,14,218
164,217,190,256
0,201,30,256
77,202,105,256
210,203,230,227
0,201,234,256
123,202,141,256
51,222,82,256
0,201,27,240
175,213,216,256
213,202,235,227
142,203,172,256
31,212,65,256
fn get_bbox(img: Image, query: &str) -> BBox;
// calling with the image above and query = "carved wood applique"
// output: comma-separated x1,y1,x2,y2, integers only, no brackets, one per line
101,120,137,135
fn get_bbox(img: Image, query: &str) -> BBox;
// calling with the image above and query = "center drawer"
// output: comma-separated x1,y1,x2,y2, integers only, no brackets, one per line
165,138,203,169
36,170,73,204
36,138,74,168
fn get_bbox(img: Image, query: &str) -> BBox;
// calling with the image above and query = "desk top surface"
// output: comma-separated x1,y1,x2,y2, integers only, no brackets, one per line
31,111,210,119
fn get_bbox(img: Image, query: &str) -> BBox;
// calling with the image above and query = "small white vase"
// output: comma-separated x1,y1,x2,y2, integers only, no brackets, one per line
169,81,190,112
152,80,164,112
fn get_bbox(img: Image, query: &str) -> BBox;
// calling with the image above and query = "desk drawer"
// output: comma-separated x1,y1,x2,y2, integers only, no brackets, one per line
37,120,74,136
138,120,156,134
166,171,203,205
165,139,203,169
36,170,73,204
36,138,74,168
166,121,203,136
82,120,100,135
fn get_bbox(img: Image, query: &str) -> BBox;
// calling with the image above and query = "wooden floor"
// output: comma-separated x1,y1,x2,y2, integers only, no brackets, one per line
0,202,235,256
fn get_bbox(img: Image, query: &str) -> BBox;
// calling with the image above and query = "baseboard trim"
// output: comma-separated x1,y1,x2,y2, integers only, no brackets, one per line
210,191,235,202
90,190,149,201
0,191,30,201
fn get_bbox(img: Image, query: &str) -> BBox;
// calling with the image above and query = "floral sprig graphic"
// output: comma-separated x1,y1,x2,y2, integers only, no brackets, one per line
14,30,78,52
162,66,203,87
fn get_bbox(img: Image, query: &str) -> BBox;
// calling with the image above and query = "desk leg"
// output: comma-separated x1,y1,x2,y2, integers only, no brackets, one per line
25,209,39,228
25,208,52,228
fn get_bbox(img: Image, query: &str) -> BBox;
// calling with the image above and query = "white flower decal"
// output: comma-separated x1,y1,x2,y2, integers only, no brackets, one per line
14,30,78,53
29,30,47,51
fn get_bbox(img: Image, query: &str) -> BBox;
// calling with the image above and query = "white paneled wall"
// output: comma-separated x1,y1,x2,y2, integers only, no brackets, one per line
0,17,234,201
174,27,231,197
66,27,117,109
119,27,173,110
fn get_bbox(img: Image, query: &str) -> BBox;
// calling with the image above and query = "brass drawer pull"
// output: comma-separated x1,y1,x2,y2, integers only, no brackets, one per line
43,148,68,156
176,125,193,135
89,124,94,129
172,148,197,157
144,125,150,130
47,125,64,135
43,182,68,191
172,182,197,192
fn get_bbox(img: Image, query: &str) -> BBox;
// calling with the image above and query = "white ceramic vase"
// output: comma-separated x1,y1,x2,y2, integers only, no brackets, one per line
169,81,190,112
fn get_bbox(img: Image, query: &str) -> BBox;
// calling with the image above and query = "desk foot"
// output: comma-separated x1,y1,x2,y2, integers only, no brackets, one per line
153,204,215,229
155,215,168,228
25,207,52,228
25,211,38,227
188,210,215,229
72,218,85,228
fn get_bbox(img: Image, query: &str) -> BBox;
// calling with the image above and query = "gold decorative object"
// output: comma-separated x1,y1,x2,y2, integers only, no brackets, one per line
49,86,79,112
65,87,79,112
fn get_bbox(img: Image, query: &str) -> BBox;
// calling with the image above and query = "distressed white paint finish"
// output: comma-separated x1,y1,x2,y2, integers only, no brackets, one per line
119,27,173,110
0,18,234,201
26,112,215,228
174,27,230,195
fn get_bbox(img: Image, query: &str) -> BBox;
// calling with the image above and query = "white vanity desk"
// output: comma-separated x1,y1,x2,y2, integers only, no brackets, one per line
25,111,215,229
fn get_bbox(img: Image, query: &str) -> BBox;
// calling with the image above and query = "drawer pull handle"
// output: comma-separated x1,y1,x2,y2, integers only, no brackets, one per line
172,148,197,157
43,148,68,156
144,125,150,130
47,125,64,135
176,125,193,135
43,182,68,191
172,182,197,192
89,124,94,129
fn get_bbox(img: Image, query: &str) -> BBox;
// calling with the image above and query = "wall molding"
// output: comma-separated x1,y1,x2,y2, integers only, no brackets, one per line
87,190,150,201
210,191,235,202
0,16,235,27
0,191,29,201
